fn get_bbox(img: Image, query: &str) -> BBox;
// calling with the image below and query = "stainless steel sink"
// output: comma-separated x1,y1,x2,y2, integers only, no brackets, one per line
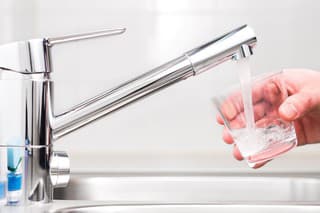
54,172,320,202
53,203,320,213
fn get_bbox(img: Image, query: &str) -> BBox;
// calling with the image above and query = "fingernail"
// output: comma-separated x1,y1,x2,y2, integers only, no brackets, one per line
280,103,298,119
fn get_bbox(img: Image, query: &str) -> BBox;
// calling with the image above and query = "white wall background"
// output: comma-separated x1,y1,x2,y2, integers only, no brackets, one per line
1,0,320,172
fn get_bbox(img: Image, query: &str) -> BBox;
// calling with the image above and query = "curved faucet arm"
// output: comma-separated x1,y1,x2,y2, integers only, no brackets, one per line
52,25,257,140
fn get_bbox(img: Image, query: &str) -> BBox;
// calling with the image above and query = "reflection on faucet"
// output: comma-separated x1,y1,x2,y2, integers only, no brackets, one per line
0,25,256,204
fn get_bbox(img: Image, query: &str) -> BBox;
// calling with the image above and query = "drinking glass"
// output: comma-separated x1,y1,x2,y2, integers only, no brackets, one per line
213,71,297,167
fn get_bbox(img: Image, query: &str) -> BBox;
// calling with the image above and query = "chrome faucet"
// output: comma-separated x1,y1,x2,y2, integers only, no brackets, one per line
0,25,256,204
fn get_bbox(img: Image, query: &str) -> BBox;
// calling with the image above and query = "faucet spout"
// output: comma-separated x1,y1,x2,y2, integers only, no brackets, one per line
52,25,257,140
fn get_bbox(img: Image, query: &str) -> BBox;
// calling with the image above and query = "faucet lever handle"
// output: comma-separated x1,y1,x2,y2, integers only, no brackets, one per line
0,28,126,73
46,28,126,47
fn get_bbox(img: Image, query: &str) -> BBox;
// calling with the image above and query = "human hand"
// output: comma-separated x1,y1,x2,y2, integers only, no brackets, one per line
216,69,320,168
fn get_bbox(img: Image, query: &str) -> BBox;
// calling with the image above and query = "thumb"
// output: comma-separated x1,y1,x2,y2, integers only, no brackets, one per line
279,91,319,121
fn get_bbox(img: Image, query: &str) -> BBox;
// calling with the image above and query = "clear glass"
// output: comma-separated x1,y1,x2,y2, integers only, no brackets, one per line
213,71,297,166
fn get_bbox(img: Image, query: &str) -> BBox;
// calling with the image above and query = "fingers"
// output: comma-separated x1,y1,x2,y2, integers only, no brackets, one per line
222,127,233,144
251,160,271,169
220,96,240,121
279,90,320,121
233,144,243,161
217,79,283,126
223,100,271,129
262,80,283,105
216,114,224,125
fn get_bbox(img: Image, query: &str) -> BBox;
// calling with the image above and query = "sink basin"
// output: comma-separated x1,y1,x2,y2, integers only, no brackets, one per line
53,203,320,213
54,172,320,202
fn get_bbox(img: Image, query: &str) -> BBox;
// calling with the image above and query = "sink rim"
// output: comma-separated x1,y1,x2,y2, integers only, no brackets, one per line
52,201,320,213
54,171,320,205
64,171,320,177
